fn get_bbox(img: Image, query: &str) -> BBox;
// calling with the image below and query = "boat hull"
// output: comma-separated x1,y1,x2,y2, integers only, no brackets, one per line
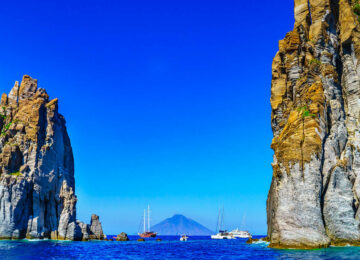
211,234,235,239
229,229,252,239
180,235,188,241
138,232,157,238
233,235,251,238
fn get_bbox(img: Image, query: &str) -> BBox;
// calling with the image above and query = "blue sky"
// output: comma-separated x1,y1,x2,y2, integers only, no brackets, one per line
0,0,294,235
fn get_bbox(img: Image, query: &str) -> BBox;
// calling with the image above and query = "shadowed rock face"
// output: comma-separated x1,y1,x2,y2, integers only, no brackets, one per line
0,75,103,241
268,0,360,249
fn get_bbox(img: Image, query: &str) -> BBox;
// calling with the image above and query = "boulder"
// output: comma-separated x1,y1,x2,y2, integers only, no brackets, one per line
116,232,129,241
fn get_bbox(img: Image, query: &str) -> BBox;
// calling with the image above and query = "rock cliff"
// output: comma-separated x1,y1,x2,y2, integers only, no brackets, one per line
267,0,360,249
0,75,103,240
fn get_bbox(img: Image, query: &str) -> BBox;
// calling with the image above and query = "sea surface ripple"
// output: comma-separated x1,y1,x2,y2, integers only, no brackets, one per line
0,235,360,259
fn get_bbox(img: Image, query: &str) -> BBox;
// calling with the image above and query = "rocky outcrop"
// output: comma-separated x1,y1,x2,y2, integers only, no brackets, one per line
267,0,360,249
246,237,268,244
89,214,106,240
76,215,106,241
77,220,90,241
116,232,129,241
0,75,104,241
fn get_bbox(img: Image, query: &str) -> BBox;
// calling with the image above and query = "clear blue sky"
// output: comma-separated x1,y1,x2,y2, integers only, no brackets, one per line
0,0,293,235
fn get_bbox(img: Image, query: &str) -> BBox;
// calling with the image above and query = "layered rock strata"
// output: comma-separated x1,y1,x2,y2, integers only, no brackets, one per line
0,75,104,241
267,0,360,249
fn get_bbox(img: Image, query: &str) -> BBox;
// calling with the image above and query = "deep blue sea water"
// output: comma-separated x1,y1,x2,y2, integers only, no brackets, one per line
1,235,360,259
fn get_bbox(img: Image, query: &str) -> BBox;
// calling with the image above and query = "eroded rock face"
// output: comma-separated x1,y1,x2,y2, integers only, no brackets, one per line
268,0,360,249
89,214,105,240
0,75,103,241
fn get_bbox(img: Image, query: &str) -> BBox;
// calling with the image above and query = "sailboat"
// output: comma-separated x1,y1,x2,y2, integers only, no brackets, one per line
211,207,235,239
138,205,157,238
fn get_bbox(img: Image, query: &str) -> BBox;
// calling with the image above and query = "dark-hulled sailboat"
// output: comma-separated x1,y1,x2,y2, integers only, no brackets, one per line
138,205,157,238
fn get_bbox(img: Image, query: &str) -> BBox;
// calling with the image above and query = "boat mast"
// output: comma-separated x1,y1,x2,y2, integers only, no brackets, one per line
221,206,224,231
216,208,220,233
218,206,224,231
148,205,150,232
143,209,146,233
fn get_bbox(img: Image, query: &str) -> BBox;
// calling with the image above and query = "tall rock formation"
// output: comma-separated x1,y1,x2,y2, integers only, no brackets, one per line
267,0,360,249
0,75,103,240
89,214,105,240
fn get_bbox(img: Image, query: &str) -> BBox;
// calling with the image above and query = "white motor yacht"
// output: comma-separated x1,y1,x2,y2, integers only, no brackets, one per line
211,230,235,239
229,228,251,238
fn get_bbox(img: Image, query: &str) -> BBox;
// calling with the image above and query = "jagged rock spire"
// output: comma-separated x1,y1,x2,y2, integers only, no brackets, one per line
8,80,19,105
0,75,104,241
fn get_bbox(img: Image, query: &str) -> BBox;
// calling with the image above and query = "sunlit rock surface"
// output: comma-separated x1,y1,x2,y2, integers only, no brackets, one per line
0,75,103,241
267,0,360,249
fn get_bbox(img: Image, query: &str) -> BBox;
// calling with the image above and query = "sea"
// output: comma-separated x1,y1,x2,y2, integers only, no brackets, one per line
0,235,360,259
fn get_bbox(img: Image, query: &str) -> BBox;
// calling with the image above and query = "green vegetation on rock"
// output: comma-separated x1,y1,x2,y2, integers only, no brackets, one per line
298,105,316,118
353,0,360,22
310,58,321,65
0,106,11,136
1,121,13,136
9,171,21,176
354,2,360,15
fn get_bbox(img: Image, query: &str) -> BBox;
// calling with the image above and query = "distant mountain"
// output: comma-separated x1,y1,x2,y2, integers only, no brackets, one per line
151,214,214,236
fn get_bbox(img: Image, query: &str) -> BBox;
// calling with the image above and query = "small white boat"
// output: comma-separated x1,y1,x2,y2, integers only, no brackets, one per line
180,235,188,241
229,228,251,238
211,231,235,240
